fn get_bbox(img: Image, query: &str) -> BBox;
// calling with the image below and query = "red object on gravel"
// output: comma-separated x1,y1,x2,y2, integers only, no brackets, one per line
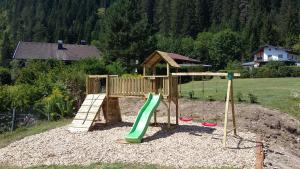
179,116,193,122
201,122,217,127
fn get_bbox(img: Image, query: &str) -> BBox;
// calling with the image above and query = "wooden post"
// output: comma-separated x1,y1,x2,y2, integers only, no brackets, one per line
11,108,16,131
106,75,110,121
176,96,179,125
230,79,237,135
167,73,172,128
86,75,89,94
223,73,233,147
167,63,170,76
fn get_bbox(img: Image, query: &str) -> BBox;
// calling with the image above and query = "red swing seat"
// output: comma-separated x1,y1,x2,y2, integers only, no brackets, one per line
179,116,193,122
201,122,217,127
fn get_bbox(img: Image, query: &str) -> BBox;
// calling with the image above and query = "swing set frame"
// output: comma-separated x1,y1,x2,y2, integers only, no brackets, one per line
172,72,240,147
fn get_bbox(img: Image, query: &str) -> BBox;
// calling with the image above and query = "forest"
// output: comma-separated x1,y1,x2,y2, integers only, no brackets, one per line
0,0,299,70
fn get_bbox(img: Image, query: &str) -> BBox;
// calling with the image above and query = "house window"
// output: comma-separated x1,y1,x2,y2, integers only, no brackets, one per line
268,55,272,61
278,54,283,59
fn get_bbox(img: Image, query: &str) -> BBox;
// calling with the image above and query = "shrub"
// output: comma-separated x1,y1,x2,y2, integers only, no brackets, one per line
207,95,215,101
0,67,11,85
236,91,245,102
188,90,195,99
248,93,258,103
42,87,74,121
106,61,125,75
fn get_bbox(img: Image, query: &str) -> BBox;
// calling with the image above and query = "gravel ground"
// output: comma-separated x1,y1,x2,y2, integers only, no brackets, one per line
0,116,256,169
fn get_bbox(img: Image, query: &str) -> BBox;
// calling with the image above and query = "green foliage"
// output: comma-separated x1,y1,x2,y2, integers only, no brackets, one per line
0,67,11,84
106,61,125,75
248,93,258,103
209,29,244,70
241,62,299,78
41,87,74,121
100,0,155,71
226,60,243,73
236,92,245,102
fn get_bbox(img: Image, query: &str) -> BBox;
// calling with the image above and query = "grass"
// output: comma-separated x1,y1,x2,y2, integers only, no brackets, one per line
0,163,238,169
179,77,300,119
0,118,71,149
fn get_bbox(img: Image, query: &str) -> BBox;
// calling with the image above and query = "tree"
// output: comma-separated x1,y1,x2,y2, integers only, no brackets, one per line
278,0,299,47
0,32,12,65
100,0,155,71
193,32,214,64
209,29,244,70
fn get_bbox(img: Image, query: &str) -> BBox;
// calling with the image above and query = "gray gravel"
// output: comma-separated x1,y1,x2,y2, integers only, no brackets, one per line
0,116,256,168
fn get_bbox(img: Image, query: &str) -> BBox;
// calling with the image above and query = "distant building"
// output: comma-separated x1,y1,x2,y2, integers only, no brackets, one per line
13,41,101,61
243,44,298,68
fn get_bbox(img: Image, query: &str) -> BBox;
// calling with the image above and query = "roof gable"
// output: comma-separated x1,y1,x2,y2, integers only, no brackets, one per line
142,50,180,68
142,50,201,68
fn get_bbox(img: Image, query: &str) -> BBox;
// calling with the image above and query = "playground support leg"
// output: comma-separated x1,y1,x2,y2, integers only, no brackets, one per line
223,79,232,148
230,81,237,136
176,97,179,125
154,110,157,126
167,99,171,128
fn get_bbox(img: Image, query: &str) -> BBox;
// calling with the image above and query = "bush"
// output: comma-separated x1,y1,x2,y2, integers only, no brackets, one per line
248,93,258,103
0,67,11,85
236,92,245,102
41,87,74,121
241,64,300,78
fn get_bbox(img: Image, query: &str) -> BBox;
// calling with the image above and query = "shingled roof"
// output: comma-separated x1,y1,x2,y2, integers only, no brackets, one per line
142,50,201,68
13,41,101,61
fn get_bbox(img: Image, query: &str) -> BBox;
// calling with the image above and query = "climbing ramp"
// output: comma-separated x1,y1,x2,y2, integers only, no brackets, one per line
68,94,106,133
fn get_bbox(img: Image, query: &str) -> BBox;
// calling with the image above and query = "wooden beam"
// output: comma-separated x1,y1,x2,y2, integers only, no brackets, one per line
172,72,241,77
167,63,170,76
230,80,237,135
255,135,264,169
88,75,118,78
223,79,232,147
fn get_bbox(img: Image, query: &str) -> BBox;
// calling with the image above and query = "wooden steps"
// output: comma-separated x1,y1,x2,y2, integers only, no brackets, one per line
68,94,106,133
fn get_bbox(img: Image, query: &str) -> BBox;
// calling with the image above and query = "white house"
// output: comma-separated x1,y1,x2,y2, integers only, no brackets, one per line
243,45,298,68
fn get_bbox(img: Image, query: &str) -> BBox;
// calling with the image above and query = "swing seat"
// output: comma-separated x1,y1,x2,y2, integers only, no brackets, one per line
201,122,217,127
179,116,193,122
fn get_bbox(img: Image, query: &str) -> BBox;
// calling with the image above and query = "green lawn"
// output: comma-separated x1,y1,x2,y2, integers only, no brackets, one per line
0,119,71,149
179,77,300,119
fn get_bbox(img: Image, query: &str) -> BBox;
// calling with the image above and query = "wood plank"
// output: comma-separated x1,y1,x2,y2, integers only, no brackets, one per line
223,80,232,148
172,72,241,77
74,112,97,120
255,135,264,169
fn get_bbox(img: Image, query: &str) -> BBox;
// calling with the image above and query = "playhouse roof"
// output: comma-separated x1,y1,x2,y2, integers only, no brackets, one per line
142,50,200,68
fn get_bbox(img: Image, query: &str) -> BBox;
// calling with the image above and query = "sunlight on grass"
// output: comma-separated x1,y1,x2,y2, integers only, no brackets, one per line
179,77,300,119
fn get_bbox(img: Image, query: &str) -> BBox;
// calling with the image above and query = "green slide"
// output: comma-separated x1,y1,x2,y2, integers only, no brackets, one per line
125,93,162,143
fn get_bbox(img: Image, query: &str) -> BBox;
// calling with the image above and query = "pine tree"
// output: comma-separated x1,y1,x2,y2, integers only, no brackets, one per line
100,0,155,70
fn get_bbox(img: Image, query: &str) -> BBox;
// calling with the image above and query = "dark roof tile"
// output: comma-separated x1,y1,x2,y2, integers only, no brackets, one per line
13,41,101,60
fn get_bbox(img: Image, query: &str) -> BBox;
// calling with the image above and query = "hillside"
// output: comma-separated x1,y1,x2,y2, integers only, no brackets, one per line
0,0,300,69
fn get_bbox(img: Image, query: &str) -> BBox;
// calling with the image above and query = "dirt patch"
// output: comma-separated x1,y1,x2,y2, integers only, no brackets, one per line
119,98,300,168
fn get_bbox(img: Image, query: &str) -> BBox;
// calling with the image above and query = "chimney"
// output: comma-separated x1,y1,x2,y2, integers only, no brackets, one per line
80,40,87,45
58,40,64,49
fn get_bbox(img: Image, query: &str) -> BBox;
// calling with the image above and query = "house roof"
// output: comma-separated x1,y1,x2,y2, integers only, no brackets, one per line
253,44,299,55
13,41,101,61
142,50,201,68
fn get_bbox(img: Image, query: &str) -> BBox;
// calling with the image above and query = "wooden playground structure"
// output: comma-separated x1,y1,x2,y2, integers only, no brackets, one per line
69,50,240,147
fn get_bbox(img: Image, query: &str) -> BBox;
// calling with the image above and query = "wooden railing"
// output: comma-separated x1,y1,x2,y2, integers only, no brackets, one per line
86,75,178,99
109,77,152,97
